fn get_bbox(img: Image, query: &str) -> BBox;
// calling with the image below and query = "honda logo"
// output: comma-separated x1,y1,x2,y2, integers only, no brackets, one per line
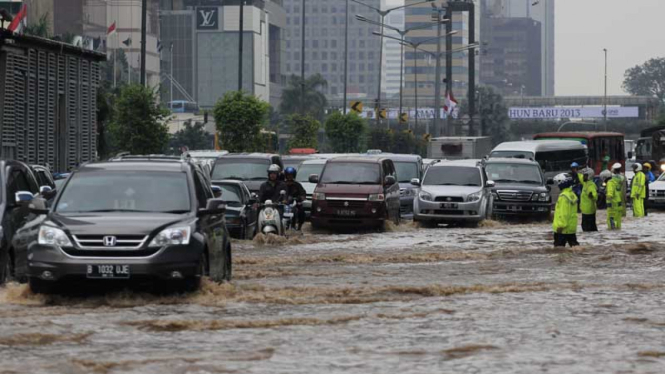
344,201,349,207
103,236,117,247
197,7,218,29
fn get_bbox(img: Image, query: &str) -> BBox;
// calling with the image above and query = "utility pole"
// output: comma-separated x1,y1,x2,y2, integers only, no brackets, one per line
238,0,244,91
433,6,444,137
343,0,349,113
301,0,306,114
603,48,608,131
170,43,174,110
140,0,147,86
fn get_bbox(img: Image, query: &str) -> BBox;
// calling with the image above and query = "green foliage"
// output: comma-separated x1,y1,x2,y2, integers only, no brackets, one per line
96,84,117,159
623,58,665,103
367,127,393,151
23,13,50,38
108,84,169,155
286,114,320,150
324,112,368,153
280,74,328,121
392,130,418,154
366,127,423,155
213,91,270,152
170,121,211,151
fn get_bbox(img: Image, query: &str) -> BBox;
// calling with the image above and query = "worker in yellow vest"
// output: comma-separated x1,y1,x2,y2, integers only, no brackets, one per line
552,173,579,247
580,168,598,232
602,169,623,230
630,163,646,217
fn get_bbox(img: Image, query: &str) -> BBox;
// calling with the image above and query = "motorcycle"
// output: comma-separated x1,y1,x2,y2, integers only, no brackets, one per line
282,199,304,235
257,191,304,237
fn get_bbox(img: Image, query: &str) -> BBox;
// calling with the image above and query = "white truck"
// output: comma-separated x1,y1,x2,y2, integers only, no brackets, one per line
427,137,493,160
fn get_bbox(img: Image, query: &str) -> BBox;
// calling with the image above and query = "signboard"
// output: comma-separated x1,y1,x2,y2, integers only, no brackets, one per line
348,108,459,120
350,101,363,113
509,107,639,120
197,7,219,30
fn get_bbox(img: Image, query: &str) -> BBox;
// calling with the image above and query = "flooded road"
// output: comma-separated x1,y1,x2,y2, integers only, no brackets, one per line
1,212,664,373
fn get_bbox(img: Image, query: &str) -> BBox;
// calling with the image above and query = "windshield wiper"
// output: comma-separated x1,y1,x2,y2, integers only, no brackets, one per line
463,184,480,186
78,209,155,213
223,176,244,180
435,183,456,186
493,179,517,183
249,177,268,180
517,180,542,184
161,209,191,214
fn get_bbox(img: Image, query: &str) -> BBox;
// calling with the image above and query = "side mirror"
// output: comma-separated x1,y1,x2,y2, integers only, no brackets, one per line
546,185,552,192
486,180,496,188
211,185,223,198
308,174,319,184
198,198,226,216
29,197,49,215
410,178,421,187
546,178,554,185
15,191,34,205
39,186,53,195
385,175,396,186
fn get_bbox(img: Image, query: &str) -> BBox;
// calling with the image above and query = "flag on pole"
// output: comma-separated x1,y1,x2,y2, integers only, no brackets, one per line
7,4,27,34
443,90,458,116
122,37,132,47
107,21,117,35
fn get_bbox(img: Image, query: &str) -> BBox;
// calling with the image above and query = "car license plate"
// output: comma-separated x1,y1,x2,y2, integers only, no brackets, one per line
440,203,458,209
86,264,130,279
336,209,356,217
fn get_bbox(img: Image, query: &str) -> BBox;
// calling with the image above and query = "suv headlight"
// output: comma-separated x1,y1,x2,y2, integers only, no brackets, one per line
312,192,326,200
538,192,550,202
419,191,433,201
368,193,385,201
38,226,72,247
467,191,482,202
149,226,191,247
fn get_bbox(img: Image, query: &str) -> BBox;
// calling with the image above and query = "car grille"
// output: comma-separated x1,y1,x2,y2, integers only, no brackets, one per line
61,247,161,258
434,196,464,203
326,200,367,208
73,235,148,249
652,190,665,197
497,190,533,202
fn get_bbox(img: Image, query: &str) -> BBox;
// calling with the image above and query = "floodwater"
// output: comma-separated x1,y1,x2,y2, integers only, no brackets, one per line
1,212,665,373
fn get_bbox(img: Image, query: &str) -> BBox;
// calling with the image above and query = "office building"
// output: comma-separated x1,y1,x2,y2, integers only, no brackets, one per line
482,0,554,96
282,0,382,102
480,17,541,97
383,4,404,98
160,0,286,108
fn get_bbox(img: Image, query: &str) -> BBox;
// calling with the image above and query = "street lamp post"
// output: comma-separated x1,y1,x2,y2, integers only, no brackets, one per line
343,0,349,113
238,0,245,91
603,48,608,131
301,0,306,114
352,0,435,127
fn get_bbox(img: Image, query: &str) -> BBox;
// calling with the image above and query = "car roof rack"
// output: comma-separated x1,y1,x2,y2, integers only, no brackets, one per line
111,154,186,162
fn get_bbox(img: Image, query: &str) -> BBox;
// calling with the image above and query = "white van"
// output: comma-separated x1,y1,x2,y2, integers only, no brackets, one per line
490,140,588,180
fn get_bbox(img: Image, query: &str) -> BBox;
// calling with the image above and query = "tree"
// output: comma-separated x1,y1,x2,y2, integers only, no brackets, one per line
623,58,665,103
109,84,169,155
393,130,418,154
23,13,50,38
367,127,393,151
286,114,320,150
213,91,270,152
459,85,510,146
324,112,367,153
171,120,211,151
280,74,328,121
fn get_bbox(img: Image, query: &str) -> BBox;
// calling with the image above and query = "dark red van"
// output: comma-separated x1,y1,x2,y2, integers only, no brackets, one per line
309,156,401,229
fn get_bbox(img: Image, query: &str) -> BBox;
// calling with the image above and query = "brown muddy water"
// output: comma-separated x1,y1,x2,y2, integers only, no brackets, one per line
1,212,664,373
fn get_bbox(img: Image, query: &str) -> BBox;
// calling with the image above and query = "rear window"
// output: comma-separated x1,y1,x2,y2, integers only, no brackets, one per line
218,184,243,206
424,166,482,187
320,162,381,185
212,158,269,181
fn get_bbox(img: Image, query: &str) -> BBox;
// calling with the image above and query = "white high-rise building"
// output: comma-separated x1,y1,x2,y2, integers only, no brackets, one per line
484,0,555,96
383,1,405,98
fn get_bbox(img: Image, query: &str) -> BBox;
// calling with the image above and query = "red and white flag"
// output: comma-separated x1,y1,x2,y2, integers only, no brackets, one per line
443,90,458,116
7,4,27,34
107,21,117,35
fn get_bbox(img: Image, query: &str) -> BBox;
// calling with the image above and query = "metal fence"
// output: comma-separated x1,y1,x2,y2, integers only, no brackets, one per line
0,31,105,172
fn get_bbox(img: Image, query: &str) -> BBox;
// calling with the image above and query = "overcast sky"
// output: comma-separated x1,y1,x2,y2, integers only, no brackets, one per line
555,0,665,96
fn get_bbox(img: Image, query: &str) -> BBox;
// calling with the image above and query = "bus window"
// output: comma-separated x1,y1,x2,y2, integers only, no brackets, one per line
536,149,587,173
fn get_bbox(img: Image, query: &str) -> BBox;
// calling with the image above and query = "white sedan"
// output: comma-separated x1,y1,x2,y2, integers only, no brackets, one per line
648,173,665,208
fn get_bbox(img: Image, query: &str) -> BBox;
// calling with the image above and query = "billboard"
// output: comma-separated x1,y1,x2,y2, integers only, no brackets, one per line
509,107,639,120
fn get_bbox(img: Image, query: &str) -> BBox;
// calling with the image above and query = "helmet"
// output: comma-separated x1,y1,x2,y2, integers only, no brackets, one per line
632,163,642,172
644,163,652,170
267,164,281,175
582,167,595,179
570,162,580,168
284,166,297,178
553,173,573,188
612,163,622,171
599,170,612,181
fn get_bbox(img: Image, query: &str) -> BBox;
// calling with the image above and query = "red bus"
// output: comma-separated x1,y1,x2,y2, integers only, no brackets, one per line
533,132,625,175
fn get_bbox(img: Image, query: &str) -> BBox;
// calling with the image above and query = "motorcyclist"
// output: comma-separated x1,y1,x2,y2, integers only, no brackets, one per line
259,164,288,204
552,173,579,247
580,168,598,232
284,167,307,230
630,163,646,218
602,169,622,230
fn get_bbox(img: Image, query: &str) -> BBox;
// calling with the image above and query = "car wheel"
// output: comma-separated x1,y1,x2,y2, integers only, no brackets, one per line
181,251,207,292
222,243,232,282
29,277,55,294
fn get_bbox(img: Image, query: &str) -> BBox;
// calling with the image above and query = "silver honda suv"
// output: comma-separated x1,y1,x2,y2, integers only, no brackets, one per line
412,159,494,226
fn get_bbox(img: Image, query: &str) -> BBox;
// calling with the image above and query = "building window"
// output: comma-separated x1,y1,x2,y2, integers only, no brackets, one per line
313,40,319,48
322,51,328,59
322,63,328,72
331,40,337,48
332,63,337,71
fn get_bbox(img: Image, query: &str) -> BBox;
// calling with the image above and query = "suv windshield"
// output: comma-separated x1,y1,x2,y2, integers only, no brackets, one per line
490,151,534,159
212,159,270,181
219,184,243,206
394,162,419,183
297,163,325,183
424,166,482,186
320,162,381,184
56,171,191,213
485,163,543,184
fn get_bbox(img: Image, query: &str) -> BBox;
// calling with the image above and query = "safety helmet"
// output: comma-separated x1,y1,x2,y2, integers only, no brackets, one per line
599,170,612,181
632,163,642,172
267,164,281,175
553,173,573,188
644,163,652,170
284,166,297,178
582,167,595,179
612,163,622,171
570,162,580,168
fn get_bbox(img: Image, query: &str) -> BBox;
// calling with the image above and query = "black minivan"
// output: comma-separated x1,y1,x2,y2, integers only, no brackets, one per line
211,153,283,194
11,158,231,293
